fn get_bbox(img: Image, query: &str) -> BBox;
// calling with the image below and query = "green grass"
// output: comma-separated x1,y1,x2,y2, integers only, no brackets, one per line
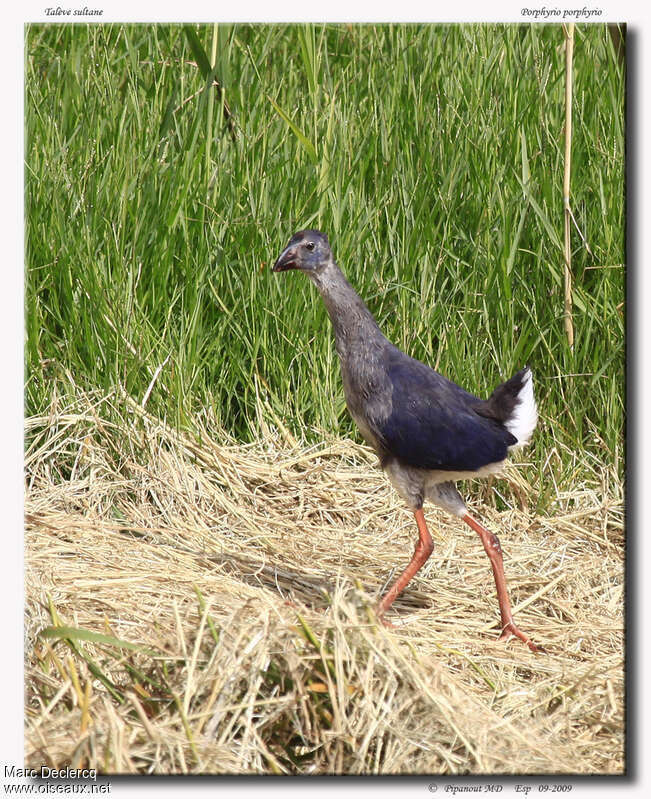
25,23,625,493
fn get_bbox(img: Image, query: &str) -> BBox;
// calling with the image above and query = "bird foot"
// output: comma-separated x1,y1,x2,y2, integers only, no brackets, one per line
375,606,409,630
499,621,545,654
375,610,398,629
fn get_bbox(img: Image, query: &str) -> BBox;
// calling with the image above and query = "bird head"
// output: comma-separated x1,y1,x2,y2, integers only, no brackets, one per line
272,230,332,274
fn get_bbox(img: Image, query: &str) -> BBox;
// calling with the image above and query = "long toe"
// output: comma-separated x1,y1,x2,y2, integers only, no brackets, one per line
375,606,399,629
499,621,545,654
379,616,398,630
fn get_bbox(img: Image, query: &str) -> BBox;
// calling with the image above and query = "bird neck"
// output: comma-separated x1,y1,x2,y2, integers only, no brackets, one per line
308,259,385,352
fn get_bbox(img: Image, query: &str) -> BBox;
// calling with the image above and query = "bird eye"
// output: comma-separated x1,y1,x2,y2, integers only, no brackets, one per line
305,241,316,251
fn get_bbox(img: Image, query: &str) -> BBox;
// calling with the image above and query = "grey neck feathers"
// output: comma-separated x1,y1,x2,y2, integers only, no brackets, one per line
308,259,385,354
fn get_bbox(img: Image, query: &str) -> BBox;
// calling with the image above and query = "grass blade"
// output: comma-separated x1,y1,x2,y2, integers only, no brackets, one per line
267,93,318,164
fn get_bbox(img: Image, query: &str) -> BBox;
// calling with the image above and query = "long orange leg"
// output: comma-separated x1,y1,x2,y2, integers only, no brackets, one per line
377,508,433,620
463,513,543,653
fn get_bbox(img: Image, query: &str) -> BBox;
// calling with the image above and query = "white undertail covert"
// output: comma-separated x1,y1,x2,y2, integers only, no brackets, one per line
505,367,538,448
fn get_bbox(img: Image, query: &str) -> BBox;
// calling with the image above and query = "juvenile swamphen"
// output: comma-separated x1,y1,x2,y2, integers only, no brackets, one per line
273,230,542,653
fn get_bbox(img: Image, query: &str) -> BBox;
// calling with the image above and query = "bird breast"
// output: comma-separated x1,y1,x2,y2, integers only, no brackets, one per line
337,342,392,452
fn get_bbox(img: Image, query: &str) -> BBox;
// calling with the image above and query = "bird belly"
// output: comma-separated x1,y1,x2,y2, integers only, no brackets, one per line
382,455,507,513
423,460,506,486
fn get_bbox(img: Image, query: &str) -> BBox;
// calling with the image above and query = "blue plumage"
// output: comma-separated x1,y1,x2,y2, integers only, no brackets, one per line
373,345,517,472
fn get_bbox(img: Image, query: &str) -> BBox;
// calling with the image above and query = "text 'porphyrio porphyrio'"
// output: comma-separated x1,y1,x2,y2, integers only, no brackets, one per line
273,230,542,653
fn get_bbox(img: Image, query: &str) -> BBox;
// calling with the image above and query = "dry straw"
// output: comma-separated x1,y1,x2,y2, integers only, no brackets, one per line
25,386,624,774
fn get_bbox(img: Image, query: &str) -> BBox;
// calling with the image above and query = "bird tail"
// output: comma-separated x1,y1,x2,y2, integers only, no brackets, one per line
477,366,538,448
503,367,538,447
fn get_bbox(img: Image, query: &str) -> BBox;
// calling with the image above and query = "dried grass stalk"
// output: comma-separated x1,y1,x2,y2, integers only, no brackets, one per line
25,387,624,774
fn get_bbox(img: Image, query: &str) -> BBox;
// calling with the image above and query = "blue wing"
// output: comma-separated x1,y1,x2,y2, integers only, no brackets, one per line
370,347,517,472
